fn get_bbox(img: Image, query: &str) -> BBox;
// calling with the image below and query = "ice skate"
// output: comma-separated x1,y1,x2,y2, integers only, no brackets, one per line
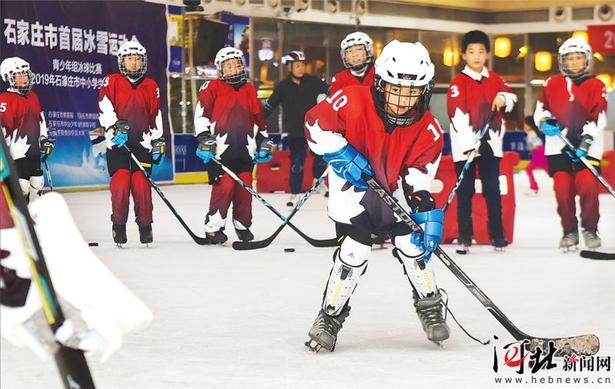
139,224,153,246
456,236,472,255
206,229,228,245
413,291,450,345
559,231,579,252
112,224,127,247
581,230,601,250
286,194,300,207
491,237,508,251
305,305,351,352
235,228,254,242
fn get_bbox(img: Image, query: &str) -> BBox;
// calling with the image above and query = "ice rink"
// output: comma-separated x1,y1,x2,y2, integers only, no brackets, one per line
2,169,614,389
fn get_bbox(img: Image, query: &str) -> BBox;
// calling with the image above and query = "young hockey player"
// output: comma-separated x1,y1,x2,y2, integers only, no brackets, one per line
194,47,271,244
264,50,329,207
522,115,547,194
534,37,607,251
98,39,166,246
447,30,517,253
0,57,55,202
329,31,376,95
303,40,448,352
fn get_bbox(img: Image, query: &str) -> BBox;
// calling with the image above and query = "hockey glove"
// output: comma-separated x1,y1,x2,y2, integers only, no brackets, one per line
206,161,223,185
196,132,216,164
409,208,444,263
39,136,56,162
540,118,561,137
151,137,166,165
109,120,130,148
564,133,593,163
253,137,274,164
323,144,373,190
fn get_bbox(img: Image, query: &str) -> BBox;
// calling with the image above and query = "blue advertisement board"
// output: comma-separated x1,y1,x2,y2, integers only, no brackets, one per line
0,0,173,187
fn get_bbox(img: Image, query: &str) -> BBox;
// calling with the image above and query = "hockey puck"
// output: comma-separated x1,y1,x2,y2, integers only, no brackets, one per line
455,249,468,255
284,248,295,253
88,242,99,247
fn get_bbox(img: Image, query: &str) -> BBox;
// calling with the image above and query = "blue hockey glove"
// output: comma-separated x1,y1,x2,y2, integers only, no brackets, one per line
253,137,274,164
151,137,166,165
540,118,561,137
196,132,216,164
109,120,129,148
410,208,444,263
39,136,56,162
323,144,373,190
565,133,593,163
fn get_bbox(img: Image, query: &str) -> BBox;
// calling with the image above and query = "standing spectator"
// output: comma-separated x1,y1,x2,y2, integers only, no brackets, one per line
194,47,271,244
264,51,329,207
522,115,547,194
534,37,607,251
97,39,166,246
447,30,517,253
0,57,54,202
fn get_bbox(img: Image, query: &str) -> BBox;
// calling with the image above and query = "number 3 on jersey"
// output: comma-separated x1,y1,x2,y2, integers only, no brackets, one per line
325,90,348,111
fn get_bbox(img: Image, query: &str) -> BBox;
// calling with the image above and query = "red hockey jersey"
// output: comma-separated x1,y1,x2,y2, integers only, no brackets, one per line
98,73,163,152
329,65,375,95
305,86,443,227
533,75,607,159
194,79,267,166
447,66,516,162
0,90,47,160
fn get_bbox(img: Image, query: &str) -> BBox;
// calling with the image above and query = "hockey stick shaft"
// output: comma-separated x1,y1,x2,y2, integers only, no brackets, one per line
557,133,615,199
233,169,331,250
362,172,599,355
1,137,96,388
44,160,53,192
443,111,497,213
123,145,209,245
215,160,337,248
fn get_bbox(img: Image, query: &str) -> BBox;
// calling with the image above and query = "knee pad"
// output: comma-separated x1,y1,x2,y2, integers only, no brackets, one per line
393,248,438,298
29,176,44,200
339,237,371,266
322,248,368,316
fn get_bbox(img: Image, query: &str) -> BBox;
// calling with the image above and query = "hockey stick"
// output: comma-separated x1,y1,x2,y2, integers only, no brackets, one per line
580,250,615,260
442,111,497,213
232,169,332,250
361,172,600,356
43,160,54,192
215,160,338,248
123,145,210,245
1,137,96,388
555,130,615,199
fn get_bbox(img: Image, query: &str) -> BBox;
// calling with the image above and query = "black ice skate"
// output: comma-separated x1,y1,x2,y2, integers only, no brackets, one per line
112,224,127,247
413,291,450,345
305,305,351,352
139,224,153,245
581,230,601,249
235,228,254,242
559,231,579,252
491,237,508,251
206,229,228,245
456,235,472,255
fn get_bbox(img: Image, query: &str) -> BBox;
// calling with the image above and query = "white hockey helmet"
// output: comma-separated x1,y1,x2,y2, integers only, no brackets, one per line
117,38,147,80
340,31,373,72
558,37,593,79
214,47,247,85
373,40,435,127
0,57,33,95
281,50,306,65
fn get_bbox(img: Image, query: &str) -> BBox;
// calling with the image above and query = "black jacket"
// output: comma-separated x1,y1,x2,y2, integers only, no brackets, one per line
264,74,329,137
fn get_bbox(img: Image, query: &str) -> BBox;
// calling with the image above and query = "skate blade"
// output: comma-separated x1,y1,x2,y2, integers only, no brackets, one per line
430,340,446,349
560,245,578,253
493,247,506,252
115,243,124,248
305,339,324,353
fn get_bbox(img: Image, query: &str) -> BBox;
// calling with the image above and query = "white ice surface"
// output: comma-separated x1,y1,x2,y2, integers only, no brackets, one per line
2,169,614,389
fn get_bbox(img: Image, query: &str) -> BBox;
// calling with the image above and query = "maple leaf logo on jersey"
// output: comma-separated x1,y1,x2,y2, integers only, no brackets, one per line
6,131,31,160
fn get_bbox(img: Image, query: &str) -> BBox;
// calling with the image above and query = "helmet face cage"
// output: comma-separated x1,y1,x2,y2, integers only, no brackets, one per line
119,52,147,80
1,59,33,95
218,56,247,85
341,44,373,72
558,50,592,80
373,75,433,127
7,69,34,95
